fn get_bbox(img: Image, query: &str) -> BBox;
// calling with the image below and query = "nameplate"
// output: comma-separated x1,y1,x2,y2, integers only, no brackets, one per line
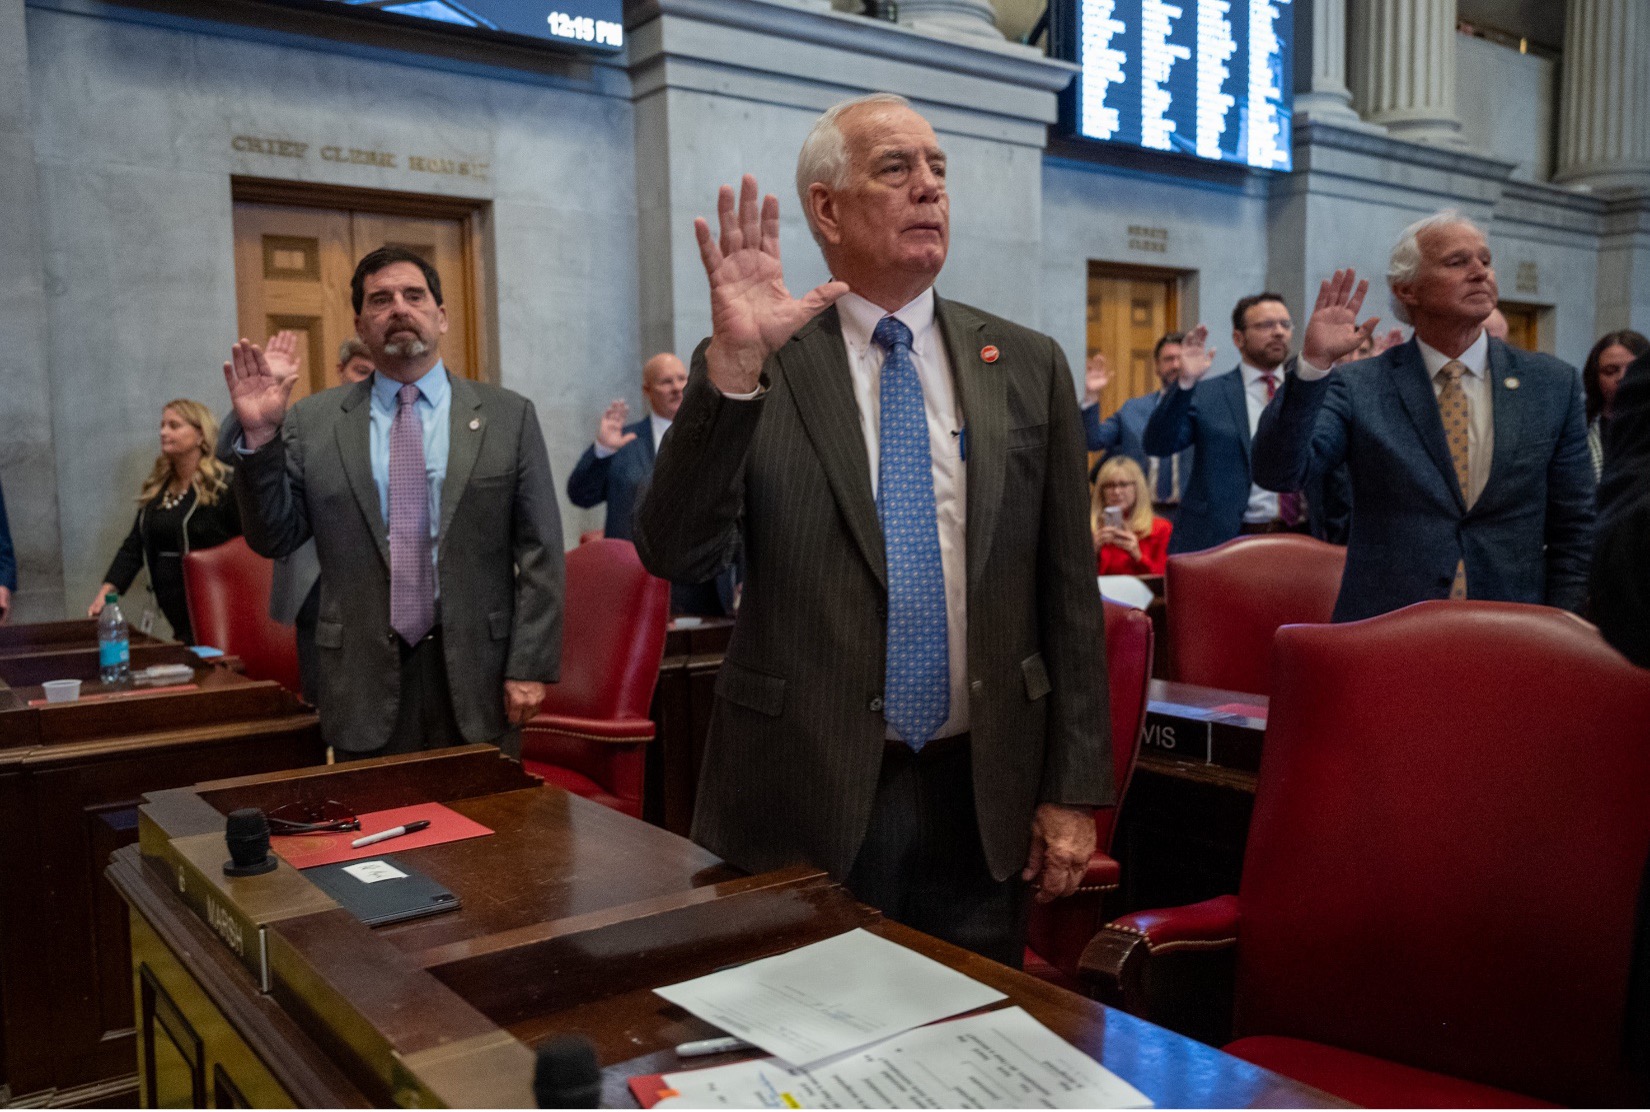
1141,707,1210,764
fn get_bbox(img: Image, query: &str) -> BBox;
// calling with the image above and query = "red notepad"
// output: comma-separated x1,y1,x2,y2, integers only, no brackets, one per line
270,801,493,869
628,1074,677,1108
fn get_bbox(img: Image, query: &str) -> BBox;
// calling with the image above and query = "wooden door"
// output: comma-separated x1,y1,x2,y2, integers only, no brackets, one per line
232,202,478,395
1086,265,1182,467
1497,300,1544,352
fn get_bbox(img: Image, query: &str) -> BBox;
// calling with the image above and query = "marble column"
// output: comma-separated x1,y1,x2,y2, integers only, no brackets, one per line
1294,0,1373,129
1349,0,1464,146
898,0,1004,40
1554,0,1650,192
0,0,67,620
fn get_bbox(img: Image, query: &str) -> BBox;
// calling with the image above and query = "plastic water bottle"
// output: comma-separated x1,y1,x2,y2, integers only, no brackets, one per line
98,592,131,685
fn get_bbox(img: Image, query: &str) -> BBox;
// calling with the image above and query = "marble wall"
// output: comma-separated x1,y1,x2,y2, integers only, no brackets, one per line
24,1,637,628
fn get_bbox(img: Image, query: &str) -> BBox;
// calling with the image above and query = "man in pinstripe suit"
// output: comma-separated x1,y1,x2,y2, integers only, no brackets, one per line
635,95,1110,965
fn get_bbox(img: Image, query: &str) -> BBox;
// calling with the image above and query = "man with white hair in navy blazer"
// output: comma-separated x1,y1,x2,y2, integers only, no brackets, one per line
1252,211,1594,622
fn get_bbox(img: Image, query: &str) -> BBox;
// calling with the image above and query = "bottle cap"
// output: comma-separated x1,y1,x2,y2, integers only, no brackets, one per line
105,592,118,603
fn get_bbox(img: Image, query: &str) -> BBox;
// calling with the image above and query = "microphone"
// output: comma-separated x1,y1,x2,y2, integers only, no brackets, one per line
534,1035,600,1108
222,808,279,877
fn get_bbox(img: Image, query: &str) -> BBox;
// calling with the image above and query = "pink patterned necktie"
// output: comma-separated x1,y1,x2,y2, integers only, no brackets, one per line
389,383,435,644
1262,372,1305,527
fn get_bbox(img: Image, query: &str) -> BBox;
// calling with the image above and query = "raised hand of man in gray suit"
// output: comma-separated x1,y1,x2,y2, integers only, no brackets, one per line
636,94,1110,966
226,247,562,759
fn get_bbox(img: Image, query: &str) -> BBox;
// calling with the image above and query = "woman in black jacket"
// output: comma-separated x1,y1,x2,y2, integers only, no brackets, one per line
89,399,240,644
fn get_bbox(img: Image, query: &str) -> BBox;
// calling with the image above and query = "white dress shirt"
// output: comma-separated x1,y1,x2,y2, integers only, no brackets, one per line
1239,361,1284,523
1299,329,1493,506
836,288,970,739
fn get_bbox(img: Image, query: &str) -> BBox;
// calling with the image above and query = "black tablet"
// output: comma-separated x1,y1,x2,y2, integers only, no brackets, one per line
304,858,461,927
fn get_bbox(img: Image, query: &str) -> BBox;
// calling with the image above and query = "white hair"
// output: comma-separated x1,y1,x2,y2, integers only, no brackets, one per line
795,93,911,245
1386,209,1484,324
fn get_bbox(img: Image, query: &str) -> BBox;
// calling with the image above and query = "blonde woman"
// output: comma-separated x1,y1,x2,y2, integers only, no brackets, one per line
1092,456,1172,576
89,399,240,643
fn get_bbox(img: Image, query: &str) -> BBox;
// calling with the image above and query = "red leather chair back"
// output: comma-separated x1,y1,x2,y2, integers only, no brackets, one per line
1234,602,1650,1106
181,537,301,694
520,540,669,817
543,539,670,722
1095,600,1153,851
1166,534,1344,694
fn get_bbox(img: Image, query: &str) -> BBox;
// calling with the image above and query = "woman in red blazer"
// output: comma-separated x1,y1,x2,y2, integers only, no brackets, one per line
1092,456,1172,576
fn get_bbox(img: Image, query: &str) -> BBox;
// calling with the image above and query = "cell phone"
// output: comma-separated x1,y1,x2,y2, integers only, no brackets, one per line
1103,506,1125,531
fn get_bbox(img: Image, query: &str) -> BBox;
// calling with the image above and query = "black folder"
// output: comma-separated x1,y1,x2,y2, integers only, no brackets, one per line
304,858,460,927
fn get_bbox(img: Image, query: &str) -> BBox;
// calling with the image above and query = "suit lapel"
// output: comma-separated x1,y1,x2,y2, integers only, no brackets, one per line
936,297,1003,592
1478,338,1527,511
1219,368,1252,461
1390,339,1468,511
440,373,485,545
637,417,657,466
782,308,886,588
336,381,389,567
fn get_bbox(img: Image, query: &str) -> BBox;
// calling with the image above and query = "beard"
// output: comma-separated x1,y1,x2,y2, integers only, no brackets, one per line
383,335,429,358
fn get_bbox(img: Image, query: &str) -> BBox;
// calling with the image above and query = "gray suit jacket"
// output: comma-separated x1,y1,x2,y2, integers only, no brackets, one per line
218,411,320,624
233,374,564,753
634,298,1111,884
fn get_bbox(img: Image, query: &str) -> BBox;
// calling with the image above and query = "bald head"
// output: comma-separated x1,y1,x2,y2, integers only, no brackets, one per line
642,353,687,420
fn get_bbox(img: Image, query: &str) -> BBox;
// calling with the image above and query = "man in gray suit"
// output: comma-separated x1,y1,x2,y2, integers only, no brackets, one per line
225,247,563,758
217,334,375,701
634,94,1110,965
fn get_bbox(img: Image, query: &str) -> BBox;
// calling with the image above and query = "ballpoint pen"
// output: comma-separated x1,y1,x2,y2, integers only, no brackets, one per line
350,819,432,848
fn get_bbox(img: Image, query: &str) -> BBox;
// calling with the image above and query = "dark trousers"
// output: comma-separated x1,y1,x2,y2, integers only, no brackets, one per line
844,737,1026,968
334,628,466,763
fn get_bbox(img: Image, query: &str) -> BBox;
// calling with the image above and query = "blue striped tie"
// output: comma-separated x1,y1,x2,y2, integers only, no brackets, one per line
873,315,949,750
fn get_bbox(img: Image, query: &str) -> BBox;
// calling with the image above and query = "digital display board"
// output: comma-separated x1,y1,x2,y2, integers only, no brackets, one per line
293,0,623,53
1059,1,1294,171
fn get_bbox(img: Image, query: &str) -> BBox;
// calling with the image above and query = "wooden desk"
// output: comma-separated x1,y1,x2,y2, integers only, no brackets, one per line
0,617,168,660
112,747,1341,1108
645,617,733,835
1114,680,1266,914
0,648,325,1106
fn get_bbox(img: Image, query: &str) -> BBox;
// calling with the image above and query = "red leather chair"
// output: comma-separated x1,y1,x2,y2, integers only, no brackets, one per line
1083,602,1650,1107
1023,600,1154,989
1166,534,1344,694
181,537,301,694
519,538,670,818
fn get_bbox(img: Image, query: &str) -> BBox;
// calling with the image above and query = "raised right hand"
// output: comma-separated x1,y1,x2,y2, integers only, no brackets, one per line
1302,268,1380,370
1177,324,1216,385
695,175,849,394
596,399,637,451
1083,352,1110,405
222,339,298,450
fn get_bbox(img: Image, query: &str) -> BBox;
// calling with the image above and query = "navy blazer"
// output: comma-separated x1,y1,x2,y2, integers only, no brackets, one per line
1142,368,1263,554
1083,391,1193,501
566,418,655,541
1253,337,1594,622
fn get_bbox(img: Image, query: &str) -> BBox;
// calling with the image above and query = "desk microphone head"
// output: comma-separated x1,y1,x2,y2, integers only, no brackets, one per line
534,1035,600,1108
223,808,278,877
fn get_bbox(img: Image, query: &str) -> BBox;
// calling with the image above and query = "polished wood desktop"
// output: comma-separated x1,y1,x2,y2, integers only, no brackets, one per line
1114,679,1265,912
111,746,1343,1108
0,631,324,1106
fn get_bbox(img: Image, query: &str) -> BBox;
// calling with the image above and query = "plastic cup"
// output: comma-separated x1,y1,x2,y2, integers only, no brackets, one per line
42,679,82,703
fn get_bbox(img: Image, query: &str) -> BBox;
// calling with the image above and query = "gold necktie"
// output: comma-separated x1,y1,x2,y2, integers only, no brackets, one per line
1437,360,1470,599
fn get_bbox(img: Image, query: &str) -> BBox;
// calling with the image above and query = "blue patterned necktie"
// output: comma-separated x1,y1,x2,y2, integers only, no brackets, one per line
873,315,949,750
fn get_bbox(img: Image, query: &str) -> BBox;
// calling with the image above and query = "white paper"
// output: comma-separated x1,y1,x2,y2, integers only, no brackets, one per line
653,929,1006,1068
654,1006,1153,1109
341,860,406,884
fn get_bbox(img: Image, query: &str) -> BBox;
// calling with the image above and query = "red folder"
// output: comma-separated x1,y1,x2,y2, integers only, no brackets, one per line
628,1074,677,1108
270,801,492,869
